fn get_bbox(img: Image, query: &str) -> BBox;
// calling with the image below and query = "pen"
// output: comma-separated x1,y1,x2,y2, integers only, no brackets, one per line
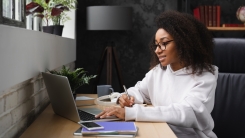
123,85,130,100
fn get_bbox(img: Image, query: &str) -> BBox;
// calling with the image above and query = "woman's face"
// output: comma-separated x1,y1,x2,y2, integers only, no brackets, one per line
154,28,183,71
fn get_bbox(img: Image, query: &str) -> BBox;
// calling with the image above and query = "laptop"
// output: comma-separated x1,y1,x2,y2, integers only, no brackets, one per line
42,72,120,123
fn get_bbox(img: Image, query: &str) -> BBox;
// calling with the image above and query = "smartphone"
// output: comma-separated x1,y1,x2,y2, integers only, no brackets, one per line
79,122,104,130
73,127,82,136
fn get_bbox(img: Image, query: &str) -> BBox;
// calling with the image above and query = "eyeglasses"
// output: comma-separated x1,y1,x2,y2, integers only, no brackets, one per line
152,40,174,51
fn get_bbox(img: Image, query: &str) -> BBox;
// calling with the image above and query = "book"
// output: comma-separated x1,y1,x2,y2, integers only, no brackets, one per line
216,5,221,27
208,5,213,27
81,134,137,137
212,5,217,27
193,7,200,21
199,5,205,25
222,24,245,27
81,122,138,136
204,5,209,26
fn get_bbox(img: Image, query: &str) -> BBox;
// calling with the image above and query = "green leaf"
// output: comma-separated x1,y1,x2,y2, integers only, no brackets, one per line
48,65,96,92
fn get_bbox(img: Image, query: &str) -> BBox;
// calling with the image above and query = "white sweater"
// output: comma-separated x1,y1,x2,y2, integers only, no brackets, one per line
125,64,218,138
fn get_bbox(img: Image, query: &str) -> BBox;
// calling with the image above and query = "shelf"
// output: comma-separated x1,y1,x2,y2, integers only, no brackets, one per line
208,27,245,31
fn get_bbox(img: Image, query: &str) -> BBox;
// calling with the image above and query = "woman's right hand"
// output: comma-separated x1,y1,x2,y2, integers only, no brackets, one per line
118,94,135,108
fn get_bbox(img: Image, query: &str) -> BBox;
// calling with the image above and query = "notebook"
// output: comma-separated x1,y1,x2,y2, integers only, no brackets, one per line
42,72,120,123
81,122,138,136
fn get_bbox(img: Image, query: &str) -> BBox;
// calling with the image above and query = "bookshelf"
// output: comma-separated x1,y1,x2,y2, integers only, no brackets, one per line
208,27,245,31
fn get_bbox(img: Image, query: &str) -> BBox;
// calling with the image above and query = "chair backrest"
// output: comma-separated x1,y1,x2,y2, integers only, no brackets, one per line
211,38,245,138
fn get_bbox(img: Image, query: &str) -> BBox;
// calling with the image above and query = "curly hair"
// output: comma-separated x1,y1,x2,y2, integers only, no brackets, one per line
149,10,215,75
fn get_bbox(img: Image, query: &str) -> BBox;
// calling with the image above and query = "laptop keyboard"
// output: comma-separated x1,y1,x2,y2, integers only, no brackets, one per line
78,109,98,121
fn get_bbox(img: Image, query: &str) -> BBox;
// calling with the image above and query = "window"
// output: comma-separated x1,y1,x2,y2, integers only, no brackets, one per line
0,0,26,28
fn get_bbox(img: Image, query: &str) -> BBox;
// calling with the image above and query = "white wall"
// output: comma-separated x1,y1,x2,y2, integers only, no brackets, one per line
0,24,76,137
0,25,76,95
62,9,76,39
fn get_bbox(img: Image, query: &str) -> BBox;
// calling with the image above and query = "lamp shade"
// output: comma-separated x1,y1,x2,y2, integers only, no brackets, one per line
87,6,132,30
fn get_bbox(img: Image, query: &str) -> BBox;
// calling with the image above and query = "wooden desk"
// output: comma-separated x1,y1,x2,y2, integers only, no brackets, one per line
20,94,176,138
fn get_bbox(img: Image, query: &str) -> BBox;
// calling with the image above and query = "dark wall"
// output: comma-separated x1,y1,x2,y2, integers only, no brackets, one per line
76,0,179,93
76,0,244,94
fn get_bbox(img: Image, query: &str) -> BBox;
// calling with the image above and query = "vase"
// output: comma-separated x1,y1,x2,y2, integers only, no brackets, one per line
26,15,33,30
33,16,42,31
53,25,64,36
42,26,55,34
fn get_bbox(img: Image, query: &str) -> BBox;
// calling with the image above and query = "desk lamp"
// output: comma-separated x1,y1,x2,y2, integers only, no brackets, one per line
86,6,132,92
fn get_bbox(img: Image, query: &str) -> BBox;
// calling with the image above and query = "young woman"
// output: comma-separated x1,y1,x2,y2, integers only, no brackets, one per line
96,11,218,138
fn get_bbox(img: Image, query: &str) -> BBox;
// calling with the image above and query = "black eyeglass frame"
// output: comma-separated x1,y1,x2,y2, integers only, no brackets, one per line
152,40,174,51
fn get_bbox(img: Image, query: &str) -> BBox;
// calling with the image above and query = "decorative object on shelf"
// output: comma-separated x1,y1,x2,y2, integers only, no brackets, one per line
26,0,77,35
236,6,245,23
48,65,96,100
87,6,132,92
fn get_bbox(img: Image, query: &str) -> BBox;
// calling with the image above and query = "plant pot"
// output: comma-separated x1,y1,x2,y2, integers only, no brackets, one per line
53,25,64,36
42,26,54,34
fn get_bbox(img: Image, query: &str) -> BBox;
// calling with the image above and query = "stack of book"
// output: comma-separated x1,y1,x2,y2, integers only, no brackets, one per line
81,122,138,137
222,24,245,27
193,5,221,27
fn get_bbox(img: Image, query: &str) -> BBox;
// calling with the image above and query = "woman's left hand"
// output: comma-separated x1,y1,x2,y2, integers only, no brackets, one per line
95,107,125,120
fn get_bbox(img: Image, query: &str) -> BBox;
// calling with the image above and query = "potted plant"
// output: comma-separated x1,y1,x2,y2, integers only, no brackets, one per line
50,0,77,35
48,65,96,99
26,0,52,32
26,0,77,35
